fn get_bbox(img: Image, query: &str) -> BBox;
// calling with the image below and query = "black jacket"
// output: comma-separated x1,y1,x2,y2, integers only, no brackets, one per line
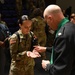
46,22,75,75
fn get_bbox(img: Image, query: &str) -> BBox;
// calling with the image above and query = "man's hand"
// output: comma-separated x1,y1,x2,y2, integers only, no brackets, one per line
42,60,50,69
27,51,41,58
33,45,46,53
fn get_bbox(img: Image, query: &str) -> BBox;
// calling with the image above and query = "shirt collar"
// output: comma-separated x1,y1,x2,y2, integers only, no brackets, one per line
56,18,69,35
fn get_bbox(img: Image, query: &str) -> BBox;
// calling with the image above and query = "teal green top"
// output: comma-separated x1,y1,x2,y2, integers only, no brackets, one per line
50,18,69,64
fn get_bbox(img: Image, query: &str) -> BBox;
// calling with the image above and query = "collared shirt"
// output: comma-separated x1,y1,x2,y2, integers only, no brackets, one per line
50,18,69,64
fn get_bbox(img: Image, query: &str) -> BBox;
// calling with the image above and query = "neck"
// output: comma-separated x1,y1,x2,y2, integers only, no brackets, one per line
54,15,65,31
57,15,65,25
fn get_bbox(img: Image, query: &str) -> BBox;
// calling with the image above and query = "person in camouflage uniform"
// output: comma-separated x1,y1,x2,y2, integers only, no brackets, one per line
9,15,40,75
31,8,47,75
31,8,47,59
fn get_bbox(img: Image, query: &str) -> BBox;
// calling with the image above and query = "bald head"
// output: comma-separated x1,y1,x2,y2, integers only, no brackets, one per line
43,4,64,30
43,4,63,18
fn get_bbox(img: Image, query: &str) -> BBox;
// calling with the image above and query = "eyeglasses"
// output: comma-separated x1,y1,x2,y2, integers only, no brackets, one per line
70,16,75,20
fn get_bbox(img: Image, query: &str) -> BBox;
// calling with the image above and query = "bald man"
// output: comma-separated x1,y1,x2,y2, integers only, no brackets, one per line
33,4,75,75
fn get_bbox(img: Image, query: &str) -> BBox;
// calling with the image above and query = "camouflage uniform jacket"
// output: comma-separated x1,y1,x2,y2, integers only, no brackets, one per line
31,16,47,59
31,16,47,46
9,29,35,73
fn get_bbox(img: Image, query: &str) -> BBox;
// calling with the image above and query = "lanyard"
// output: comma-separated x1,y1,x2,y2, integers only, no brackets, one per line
50,18,69,64
50,47,54,64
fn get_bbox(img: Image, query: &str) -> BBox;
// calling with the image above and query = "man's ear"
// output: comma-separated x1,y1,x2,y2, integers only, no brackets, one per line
48,15,52,21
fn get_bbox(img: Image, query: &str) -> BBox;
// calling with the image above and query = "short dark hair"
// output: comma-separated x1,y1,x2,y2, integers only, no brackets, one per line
32,8,42,17
18,15,28,25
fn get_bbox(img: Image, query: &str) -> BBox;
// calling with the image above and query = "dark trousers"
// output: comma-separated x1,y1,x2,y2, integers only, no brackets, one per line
34,57,49,75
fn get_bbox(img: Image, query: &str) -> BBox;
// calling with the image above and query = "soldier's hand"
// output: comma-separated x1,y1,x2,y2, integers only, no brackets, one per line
27,51,41,58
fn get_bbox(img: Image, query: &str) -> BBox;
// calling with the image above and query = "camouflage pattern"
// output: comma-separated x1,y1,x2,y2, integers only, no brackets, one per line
31,16,47,59
9,29,35,75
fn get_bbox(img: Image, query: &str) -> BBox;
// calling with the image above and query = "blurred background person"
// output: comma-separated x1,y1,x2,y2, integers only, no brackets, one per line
31,8,47,75
26,0,45,19
70,13,75,24
62,9,69,19
0,23,10,75
65,6,72,20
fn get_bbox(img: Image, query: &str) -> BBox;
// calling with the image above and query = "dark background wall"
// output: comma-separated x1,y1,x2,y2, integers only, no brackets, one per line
0,0,56,34
45,0,56,7
56,0,75,13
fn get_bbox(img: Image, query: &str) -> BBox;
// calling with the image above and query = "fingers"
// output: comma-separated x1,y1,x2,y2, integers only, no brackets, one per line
42,60,46,69
42,60,50,69
27,51,41,58
33,46,42,52
33,46,46,52
27,51,31,57
33,45,39,50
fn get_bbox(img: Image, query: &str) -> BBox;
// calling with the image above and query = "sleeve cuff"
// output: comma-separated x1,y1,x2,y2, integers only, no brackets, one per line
46,47,52,53
45,64,51,71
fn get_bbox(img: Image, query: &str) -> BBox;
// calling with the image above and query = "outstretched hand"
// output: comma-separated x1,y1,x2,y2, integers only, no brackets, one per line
33,45,46,53
27,50,41,58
